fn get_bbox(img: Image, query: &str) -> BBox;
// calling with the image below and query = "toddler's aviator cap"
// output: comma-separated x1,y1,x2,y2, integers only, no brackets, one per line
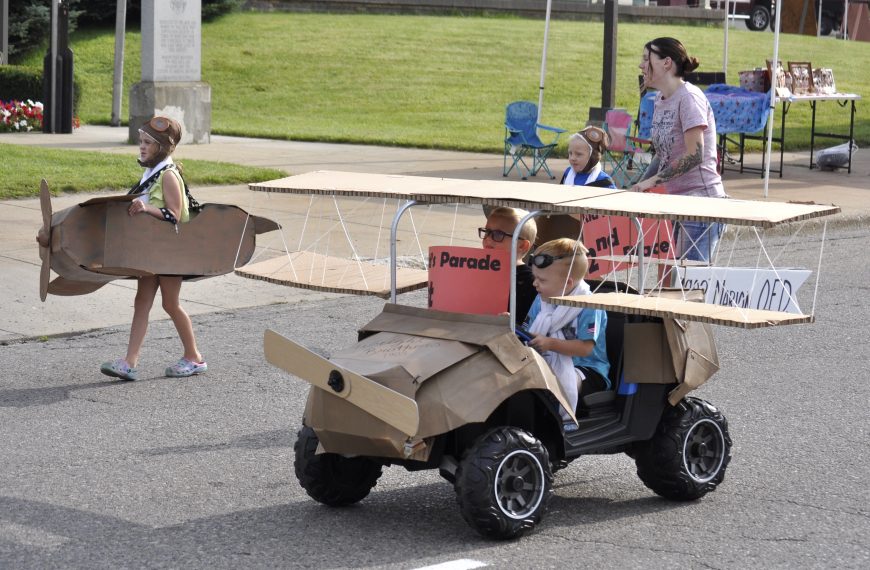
570,126,610,173
138,116,182,153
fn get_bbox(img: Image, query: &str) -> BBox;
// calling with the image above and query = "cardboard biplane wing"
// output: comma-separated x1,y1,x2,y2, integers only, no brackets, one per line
37,180,279,301
246,170,839,328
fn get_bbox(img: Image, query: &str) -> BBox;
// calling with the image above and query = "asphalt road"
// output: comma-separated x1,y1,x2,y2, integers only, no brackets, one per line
1,225,868,569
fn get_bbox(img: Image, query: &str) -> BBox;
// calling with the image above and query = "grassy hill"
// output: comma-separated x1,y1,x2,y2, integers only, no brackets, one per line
17,12,870,153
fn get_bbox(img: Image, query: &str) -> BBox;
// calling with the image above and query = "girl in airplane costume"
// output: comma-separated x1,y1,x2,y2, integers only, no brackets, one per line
100,116,207,381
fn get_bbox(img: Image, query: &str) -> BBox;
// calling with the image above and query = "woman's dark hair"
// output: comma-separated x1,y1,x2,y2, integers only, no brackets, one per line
644,37,700,78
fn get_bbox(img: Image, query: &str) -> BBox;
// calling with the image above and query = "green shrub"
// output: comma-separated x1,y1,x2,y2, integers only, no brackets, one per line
0,65,81,114
0,66,44,102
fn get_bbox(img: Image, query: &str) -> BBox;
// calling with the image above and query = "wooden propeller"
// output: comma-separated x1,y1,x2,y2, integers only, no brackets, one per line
38,179,52,302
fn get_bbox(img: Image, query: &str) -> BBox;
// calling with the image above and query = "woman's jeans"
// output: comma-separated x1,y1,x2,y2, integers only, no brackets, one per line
674,221,723,263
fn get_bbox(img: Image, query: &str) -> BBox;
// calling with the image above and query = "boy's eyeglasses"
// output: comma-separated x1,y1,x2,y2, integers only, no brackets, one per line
478,227,514,243
530,253,579,269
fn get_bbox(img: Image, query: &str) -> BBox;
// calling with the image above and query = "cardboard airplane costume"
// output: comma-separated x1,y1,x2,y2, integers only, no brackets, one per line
36,179,279,301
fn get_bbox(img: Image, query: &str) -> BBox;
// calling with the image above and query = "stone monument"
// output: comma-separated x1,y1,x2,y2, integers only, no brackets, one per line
129,0,210,144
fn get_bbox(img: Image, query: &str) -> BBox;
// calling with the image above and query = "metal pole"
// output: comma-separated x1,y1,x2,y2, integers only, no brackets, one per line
50,0,58,133
601,0,618,110
844,0,849,40
111,0,127,126
390,200,418,304
723,0,731,77
763,1,784,198
632,218,645,294
818,0,823,37
511,210,541,330
0,0,8,65
537,0,552,124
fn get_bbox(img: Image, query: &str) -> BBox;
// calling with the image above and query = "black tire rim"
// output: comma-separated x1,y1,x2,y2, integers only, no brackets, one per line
682,418,726,483
494,449,545,519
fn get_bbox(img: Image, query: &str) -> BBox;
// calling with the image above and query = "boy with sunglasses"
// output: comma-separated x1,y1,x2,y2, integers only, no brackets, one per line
479,207,537,324
523,238,609,429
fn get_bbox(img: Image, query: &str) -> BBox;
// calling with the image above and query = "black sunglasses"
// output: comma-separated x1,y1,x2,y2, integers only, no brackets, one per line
530,253,579,269
478,227,514,243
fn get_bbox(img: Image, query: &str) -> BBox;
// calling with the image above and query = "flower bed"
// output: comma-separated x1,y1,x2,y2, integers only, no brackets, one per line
0,100,44,132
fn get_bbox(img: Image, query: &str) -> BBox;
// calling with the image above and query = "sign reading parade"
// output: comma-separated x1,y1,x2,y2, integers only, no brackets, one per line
427,246,511,314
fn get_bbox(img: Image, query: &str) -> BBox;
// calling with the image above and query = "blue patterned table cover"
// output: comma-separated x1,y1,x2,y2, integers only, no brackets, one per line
636,84,771,138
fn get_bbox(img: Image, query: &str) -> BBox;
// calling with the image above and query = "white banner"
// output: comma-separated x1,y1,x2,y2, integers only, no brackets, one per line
675,267,811,314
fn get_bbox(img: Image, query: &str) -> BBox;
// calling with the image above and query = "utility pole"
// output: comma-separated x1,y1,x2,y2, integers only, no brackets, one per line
111,0,127,126
588,0,620,125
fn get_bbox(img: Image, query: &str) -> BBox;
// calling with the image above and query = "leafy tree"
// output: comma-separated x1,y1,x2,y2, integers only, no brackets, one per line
6,1,80,63
6,1,241,61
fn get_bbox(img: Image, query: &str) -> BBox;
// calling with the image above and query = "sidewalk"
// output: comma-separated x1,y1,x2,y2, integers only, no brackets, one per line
2,125,868,342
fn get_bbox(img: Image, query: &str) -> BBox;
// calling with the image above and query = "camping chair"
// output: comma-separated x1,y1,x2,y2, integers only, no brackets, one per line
503,101,566,180
602,109,652,189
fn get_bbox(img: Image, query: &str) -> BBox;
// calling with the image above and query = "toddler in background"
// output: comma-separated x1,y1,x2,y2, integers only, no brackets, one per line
560,127,616,189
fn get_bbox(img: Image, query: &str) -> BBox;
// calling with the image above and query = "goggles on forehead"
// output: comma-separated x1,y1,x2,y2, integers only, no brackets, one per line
579,127,604,143
530,252,581,269
149,116,172,132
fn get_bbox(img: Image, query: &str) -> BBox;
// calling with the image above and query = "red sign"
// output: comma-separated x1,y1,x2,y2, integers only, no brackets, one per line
582,187,674,278
427,246,511,314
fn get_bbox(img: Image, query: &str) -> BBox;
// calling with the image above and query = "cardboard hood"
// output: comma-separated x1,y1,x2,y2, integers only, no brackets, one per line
359,304,530,375
303,304,575,460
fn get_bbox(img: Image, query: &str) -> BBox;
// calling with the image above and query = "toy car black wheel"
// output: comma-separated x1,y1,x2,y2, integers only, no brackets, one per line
634,397,732,501
294,426,383,506
746,5,771,31
454,427,553,539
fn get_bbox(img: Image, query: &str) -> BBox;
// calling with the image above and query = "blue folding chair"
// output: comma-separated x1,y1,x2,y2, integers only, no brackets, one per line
503,101,565,180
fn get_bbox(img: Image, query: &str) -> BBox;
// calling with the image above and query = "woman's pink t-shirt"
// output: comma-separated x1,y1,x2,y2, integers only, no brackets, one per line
651,82,726,198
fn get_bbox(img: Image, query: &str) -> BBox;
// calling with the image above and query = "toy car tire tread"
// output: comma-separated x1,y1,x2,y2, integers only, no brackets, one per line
633,397,732,501
454,426,553,539
294,426,383,506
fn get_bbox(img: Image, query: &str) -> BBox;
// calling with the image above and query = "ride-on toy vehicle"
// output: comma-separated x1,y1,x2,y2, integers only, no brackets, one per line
249,171,837,539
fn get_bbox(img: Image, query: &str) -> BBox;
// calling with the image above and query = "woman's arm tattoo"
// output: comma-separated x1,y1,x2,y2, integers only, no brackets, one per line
650,142,703,185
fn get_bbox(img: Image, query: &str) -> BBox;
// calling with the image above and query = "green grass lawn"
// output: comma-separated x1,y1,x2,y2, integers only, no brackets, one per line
16,12,870,154
0,143,286,199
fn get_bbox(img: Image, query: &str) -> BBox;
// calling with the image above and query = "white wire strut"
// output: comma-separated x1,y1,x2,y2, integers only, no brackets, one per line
332,195,369,291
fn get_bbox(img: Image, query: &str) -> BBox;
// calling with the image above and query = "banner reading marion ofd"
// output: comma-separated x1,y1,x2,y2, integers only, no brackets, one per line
428,246,511,314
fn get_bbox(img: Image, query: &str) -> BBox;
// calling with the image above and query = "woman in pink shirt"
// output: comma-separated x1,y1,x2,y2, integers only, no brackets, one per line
631,37,726,262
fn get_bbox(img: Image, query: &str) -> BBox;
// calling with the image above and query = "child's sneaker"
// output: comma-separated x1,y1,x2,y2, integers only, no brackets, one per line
100,359,138,381
165,357,207,378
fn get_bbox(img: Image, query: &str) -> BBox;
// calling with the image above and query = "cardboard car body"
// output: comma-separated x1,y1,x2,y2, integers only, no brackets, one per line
37,180,279,301
254,171,837,539
268,295,718,463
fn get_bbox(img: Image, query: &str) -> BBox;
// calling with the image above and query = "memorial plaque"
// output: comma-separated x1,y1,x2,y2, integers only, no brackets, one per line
142,0,201,82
